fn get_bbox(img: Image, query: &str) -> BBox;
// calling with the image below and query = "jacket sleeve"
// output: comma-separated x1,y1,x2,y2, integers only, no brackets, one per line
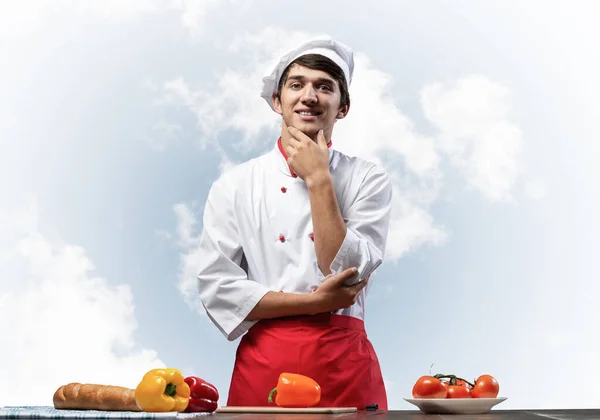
196,178,271,341
316,164,393,285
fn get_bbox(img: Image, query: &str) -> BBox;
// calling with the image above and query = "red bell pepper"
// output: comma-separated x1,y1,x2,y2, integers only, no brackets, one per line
183,376,219,413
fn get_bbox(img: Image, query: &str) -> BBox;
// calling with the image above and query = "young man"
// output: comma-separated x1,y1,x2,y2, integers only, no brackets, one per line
196,36,392,410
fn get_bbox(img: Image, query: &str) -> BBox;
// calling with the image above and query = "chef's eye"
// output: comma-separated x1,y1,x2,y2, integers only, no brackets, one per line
319,85,333,92
289,83,302,89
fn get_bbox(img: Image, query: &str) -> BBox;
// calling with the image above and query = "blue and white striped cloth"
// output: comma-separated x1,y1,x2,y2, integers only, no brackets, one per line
0,407,211,419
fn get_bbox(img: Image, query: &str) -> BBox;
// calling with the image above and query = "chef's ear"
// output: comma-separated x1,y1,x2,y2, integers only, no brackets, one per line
336,103,350,120
272,93,283,115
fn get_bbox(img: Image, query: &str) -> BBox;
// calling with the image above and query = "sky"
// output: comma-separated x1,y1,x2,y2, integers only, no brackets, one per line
1,0,599,411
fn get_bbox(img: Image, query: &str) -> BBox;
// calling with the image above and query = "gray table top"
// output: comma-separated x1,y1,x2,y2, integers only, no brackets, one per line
2,408,600,419
204,409,600,420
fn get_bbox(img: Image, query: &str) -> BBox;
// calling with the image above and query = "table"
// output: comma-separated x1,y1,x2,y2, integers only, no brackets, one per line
3,408,600,419
194,410,600,419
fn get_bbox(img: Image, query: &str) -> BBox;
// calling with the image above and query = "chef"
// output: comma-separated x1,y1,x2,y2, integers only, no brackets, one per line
195,36,392,410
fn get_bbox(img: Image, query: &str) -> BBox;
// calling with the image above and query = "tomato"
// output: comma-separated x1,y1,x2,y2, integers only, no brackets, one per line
471,374,499,398
455,379,471,388
447,385,472,398
412,376,447,399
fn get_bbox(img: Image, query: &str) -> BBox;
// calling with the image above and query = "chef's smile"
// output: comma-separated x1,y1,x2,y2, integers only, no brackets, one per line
295,109,322,121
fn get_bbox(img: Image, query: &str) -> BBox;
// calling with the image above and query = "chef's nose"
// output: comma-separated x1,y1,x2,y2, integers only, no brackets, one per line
301,85,317,103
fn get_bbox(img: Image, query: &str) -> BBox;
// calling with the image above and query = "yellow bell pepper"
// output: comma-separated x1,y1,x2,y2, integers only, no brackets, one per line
135,368,191,412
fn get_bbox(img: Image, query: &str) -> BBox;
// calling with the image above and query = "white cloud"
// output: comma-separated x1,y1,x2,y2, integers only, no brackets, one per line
73,0,172,19
524,178,548,200
0,0,227,40
173,202,199,249
0,0,165,39
0,197,164,406
172,203,205,316
421,75,523,202
0,1,49,39
385,183,448,259
218,153,236,175
145,119,185,151
170,160,241,319
157,42,282,151
173,0,219,35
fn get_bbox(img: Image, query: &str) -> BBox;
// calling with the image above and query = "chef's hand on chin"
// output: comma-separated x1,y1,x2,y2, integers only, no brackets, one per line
285,127,330,183
311,267,369,312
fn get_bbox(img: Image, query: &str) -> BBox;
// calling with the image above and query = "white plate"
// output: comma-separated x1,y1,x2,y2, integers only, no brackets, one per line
403,397,507,414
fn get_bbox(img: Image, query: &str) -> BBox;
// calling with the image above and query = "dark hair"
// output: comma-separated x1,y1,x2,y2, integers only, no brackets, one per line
277,54,350,109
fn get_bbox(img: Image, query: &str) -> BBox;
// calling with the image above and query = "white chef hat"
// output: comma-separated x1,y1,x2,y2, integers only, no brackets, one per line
260,35,355,111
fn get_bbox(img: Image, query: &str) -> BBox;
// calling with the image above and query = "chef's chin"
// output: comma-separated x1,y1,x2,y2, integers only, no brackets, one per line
293,123,321,139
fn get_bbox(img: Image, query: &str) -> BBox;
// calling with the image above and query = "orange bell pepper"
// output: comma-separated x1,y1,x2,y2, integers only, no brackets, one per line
268,373,321,408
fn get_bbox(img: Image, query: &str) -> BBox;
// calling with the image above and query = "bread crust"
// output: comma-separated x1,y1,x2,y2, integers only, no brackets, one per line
53,382,141,411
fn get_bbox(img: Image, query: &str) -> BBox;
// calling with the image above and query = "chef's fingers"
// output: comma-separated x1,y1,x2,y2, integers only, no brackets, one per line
286,127,306,143
317,129,329,149
331,267,359,286
286,137,300,148
351,276,369,293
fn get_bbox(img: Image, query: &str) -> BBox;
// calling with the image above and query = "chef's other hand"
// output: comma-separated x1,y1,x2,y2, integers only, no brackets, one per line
312,267,368,312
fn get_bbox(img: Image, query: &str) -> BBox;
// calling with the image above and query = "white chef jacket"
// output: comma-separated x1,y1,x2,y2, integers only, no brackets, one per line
196,138,392,341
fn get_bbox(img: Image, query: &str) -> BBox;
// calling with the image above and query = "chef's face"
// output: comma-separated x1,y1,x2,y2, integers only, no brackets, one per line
272,64,350,140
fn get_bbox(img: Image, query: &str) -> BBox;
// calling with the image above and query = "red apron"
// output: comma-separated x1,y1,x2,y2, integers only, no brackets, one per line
226,313,388,410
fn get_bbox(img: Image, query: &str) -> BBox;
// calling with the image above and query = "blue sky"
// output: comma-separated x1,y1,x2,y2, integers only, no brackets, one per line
1,0,599,411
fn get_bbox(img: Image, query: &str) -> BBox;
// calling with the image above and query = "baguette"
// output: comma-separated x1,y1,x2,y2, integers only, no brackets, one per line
53,382,142,412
